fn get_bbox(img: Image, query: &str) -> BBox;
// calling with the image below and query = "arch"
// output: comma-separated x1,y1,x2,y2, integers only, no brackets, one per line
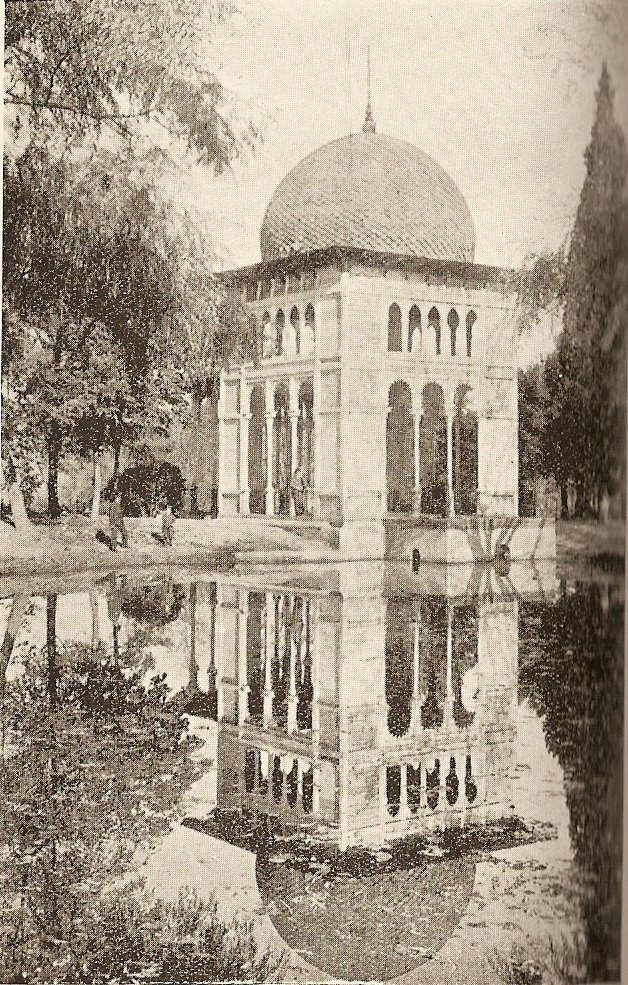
387,382,414,513
386,598,414,737
275,309,285,356
388,303,403,352
466,310,476,358
297,379,314,514
386,765,401,816
419,383,447,516
409,305,421,352
248,385,267,515
261,311,272,359
247,313,260,362
428,307,441,357
453,383,478,515
273,384,291,516
303,303,315,355
448,309,459,356
290,306,300,355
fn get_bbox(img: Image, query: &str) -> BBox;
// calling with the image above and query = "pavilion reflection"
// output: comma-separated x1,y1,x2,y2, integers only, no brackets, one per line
182,561,558,850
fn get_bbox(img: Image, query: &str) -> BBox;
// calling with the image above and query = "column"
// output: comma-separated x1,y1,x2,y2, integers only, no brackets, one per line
263,592,275,725
446,401,455,518
401,309,408,354
239,375,250,515
264,379,275,516
217,373,226,516
413,396,422,514
215,584,225,721
289,378,300,517
237,592,249,725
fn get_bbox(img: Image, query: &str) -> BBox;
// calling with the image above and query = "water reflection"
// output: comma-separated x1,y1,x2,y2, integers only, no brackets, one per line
0,560,622,983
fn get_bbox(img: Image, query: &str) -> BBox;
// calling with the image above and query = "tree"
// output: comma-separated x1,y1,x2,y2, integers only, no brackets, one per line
549,63,627,517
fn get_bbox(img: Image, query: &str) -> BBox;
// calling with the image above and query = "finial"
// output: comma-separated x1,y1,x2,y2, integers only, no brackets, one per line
363,45,375,133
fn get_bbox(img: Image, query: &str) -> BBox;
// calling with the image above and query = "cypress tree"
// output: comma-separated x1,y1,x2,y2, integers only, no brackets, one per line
549,63,627,518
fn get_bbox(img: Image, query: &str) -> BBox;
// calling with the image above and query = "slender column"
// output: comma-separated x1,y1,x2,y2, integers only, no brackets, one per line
401,309,408,354
264,380,275,516
446,407,455,517
217,373,226,515
237,592,249,724
288,378,299,517
263,591,275,725
215,584,225,721
413,402,421,514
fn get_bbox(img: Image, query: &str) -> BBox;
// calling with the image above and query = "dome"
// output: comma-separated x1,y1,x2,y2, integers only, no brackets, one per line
260,131,475,263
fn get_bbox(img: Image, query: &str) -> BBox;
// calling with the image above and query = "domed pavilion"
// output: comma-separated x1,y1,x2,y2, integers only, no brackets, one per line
217,101,554,561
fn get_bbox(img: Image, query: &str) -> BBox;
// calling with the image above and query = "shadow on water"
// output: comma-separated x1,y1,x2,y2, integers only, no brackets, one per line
0,560,624,983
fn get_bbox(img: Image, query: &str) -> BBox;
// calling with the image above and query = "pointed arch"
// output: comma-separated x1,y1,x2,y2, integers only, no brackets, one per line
275,309,285,356
388,303,402,352
448,308,459,356
428,307,441,356
466,310,476,358
290,306,300,355
409,305,421,353
387,382,414,513
304,303,315,354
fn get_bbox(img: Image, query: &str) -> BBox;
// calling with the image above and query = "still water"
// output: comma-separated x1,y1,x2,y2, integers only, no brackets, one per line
0,559,623,983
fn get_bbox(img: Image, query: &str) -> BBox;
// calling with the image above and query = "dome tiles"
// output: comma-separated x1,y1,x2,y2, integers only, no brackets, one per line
260,131,475,264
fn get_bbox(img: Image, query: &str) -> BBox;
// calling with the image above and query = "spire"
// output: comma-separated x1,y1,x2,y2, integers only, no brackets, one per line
363,45,376,133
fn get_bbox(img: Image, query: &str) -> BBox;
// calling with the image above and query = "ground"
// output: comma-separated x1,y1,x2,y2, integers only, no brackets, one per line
0,515,623,579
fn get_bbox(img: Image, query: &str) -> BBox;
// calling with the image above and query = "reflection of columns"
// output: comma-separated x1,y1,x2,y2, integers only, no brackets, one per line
446,407,455,517
238,592,249,724
215,585,225,721
287,602,298,733
400,764,408,819
419,760,427,808
263,592,275,724
264,380,275,516
444,603,454,729
411,616,423,728
240,377,251,515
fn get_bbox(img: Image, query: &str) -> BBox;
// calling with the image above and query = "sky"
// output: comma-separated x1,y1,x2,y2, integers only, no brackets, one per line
179,0,628,275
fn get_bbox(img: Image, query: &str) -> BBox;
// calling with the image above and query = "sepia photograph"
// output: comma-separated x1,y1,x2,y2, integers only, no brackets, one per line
1,1,626,982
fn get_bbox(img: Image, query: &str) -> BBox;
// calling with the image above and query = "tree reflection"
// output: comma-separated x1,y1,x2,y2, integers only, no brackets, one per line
519,582,623,983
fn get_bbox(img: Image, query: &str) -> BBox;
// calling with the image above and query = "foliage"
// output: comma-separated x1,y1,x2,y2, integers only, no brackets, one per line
519,582,624,982
0,881,281,984
3,0,258,168
104,460,186,516
545,64,627,503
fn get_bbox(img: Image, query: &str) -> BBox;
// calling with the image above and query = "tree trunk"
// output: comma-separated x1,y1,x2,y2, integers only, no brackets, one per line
0,593,30,689
47,427,62,519
46,594,58,708
91,450,102,523
113,442,121,481
7,477,33,535
598,485,611,524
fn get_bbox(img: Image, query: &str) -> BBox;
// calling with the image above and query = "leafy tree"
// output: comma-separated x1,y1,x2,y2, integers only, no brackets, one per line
548,63,627,517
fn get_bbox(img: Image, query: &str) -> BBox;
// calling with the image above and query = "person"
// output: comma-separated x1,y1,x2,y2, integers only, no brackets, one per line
109,494,128,550
161,503,175,546
291,463,306,517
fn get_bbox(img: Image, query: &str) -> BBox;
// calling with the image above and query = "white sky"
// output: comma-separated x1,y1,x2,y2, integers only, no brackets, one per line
180,0,628,273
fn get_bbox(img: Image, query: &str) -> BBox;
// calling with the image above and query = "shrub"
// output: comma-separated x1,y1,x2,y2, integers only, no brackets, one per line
104,461,185,517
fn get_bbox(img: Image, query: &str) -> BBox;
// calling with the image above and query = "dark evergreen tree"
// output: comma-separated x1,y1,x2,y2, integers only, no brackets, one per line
548,63,627,518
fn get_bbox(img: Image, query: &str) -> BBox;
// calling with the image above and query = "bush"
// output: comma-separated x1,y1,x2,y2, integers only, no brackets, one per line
104,461,185,517
0,882,284,984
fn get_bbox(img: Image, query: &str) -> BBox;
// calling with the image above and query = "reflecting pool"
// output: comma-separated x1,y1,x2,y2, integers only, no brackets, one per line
0,559,623,983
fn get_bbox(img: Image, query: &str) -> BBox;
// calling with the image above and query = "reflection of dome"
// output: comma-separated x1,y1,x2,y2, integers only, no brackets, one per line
260,132,475,263
256,853,475,981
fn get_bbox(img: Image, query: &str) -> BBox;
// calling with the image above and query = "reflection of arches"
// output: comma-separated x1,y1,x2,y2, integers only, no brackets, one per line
385,598,414,737
290,306,300,355
466,311,476,358
248,385,267,514
275,310,285,356
465,755,478,802
387,382,414,513
246,592,265,718
446,757,459,805
304,303,315,354
273,385,291,516
386,765,401,816
261,311,272,358
420,599,446,729
426,759,440,809
428,307,441,356
407,765,421,813
453,384,478,515
298,380,314,494
452,603,478,729
409,305,421,352
388,303,402,352
448,309,459,357
420,383,447,516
